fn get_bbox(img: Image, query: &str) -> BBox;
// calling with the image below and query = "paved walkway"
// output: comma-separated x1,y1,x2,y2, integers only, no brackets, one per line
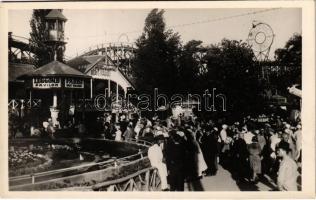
184,165,276,191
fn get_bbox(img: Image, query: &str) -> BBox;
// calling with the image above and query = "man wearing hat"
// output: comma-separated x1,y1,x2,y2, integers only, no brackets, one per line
276,142,299,191
165,131,186,191
232,129,249,182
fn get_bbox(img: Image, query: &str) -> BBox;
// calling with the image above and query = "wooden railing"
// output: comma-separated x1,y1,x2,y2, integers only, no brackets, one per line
125,138,153,147
9,151,146,187
9,138,152,188
92,167,161,191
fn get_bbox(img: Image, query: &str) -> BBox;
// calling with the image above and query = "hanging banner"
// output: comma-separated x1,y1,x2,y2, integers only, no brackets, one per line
65,78,84,88
33,77,61,89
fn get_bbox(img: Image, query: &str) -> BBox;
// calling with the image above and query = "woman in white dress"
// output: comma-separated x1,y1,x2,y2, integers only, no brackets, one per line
195,134,208,177
114,124,122,141
189,128,208,177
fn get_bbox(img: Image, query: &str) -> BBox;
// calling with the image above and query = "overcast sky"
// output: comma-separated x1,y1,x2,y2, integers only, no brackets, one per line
9,8,301,60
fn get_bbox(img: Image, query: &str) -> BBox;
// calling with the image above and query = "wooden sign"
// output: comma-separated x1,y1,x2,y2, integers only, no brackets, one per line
91,67,110,77
65,78,84,88
33,77,61,89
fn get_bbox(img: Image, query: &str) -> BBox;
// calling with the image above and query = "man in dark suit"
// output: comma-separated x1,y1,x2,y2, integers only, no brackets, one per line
201,126,219,176
165,130,187,191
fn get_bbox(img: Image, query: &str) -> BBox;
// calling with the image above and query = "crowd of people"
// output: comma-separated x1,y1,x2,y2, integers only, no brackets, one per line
9,108,302,192
98,112,301,192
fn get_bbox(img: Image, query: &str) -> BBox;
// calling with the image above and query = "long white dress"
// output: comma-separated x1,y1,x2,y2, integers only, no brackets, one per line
115,130,122,141
148,144,169,190
191,130,207,176
196,142,208,176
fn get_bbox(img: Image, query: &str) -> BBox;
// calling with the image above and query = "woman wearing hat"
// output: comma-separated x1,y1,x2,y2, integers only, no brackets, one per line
219,124,230,166
114,123,122,141
294,124,302,162
276,142,299,191
248,135,262,183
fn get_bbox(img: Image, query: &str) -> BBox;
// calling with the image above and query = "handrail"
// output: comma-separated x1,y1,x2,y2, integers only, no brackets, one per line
126,138,153,147
71,42,135,59
10,35,31,44
9,138,151,184
10,156,150,191
9,157,114,180
9,151,143,181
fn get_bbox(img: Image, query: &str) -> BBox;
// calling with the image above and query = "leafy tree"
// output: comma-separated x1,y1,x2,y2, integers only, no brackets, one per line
178,40,204,93
30,9,65,67
204,39,263,116
272,34,302,92
133,9,181,96
29,9,51,67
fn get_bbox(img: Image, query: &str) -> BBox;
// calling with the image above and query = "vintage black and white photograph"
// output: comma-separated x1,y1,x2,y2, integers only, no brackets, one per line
4,3,311,194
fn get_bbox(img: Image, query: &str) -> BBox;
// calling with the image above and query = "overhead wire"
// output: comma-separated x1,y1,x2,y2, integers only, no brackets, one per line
70,8,281,39
68,7,281,58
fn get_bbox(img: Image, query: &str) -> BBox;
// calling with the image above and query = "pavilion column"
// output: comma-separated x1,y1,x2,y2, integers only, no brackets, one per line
50,90,59,127
123,88,127,99
82,89,85,120
70,90,73,104
108,79,111,97
116,82,119,103
29,90,32,109
53,91,58,107
90,78,93,99
61,85,66,125
104,80,107,98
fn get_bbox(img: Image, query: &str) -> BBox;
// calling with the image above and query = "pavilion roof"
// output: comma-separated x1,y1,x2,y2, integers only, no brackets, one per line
45,9,67,21
18,60,91,79
9,63,36,82
67,55,103,73
67,55,136,88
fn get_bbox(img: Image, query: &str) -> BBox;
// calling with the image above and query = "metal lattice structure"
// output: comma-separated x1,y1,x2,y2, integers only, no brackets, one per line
193,49,208,75
247,21,275,80
247,21,274,62
79,43,135,77
8,32,135,78
9,33,211,80
8,33,37,65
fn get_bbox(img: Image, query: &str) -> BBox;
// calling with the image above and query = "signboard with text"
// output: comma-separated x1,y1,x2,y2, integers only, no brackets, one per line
33,77,61,89
91,67,110,77
65,78,84,89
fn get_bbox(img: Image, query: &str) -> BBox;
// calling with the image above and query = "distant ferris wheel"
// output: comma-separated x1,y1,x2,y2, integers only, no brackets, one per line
247,21,274,61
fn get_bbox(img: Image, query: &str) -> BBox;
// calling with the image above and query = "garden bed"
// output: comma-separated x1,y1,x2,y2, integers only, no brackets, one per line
9,143,95,177
9,138,150,191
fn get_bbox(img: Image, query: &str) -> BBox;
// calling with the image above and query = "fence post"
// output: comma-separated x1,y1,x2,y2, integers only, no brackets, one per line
129,179,134,191
144,170,150,191
138,149,143,158
114,158,118,168
31,174,35,184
